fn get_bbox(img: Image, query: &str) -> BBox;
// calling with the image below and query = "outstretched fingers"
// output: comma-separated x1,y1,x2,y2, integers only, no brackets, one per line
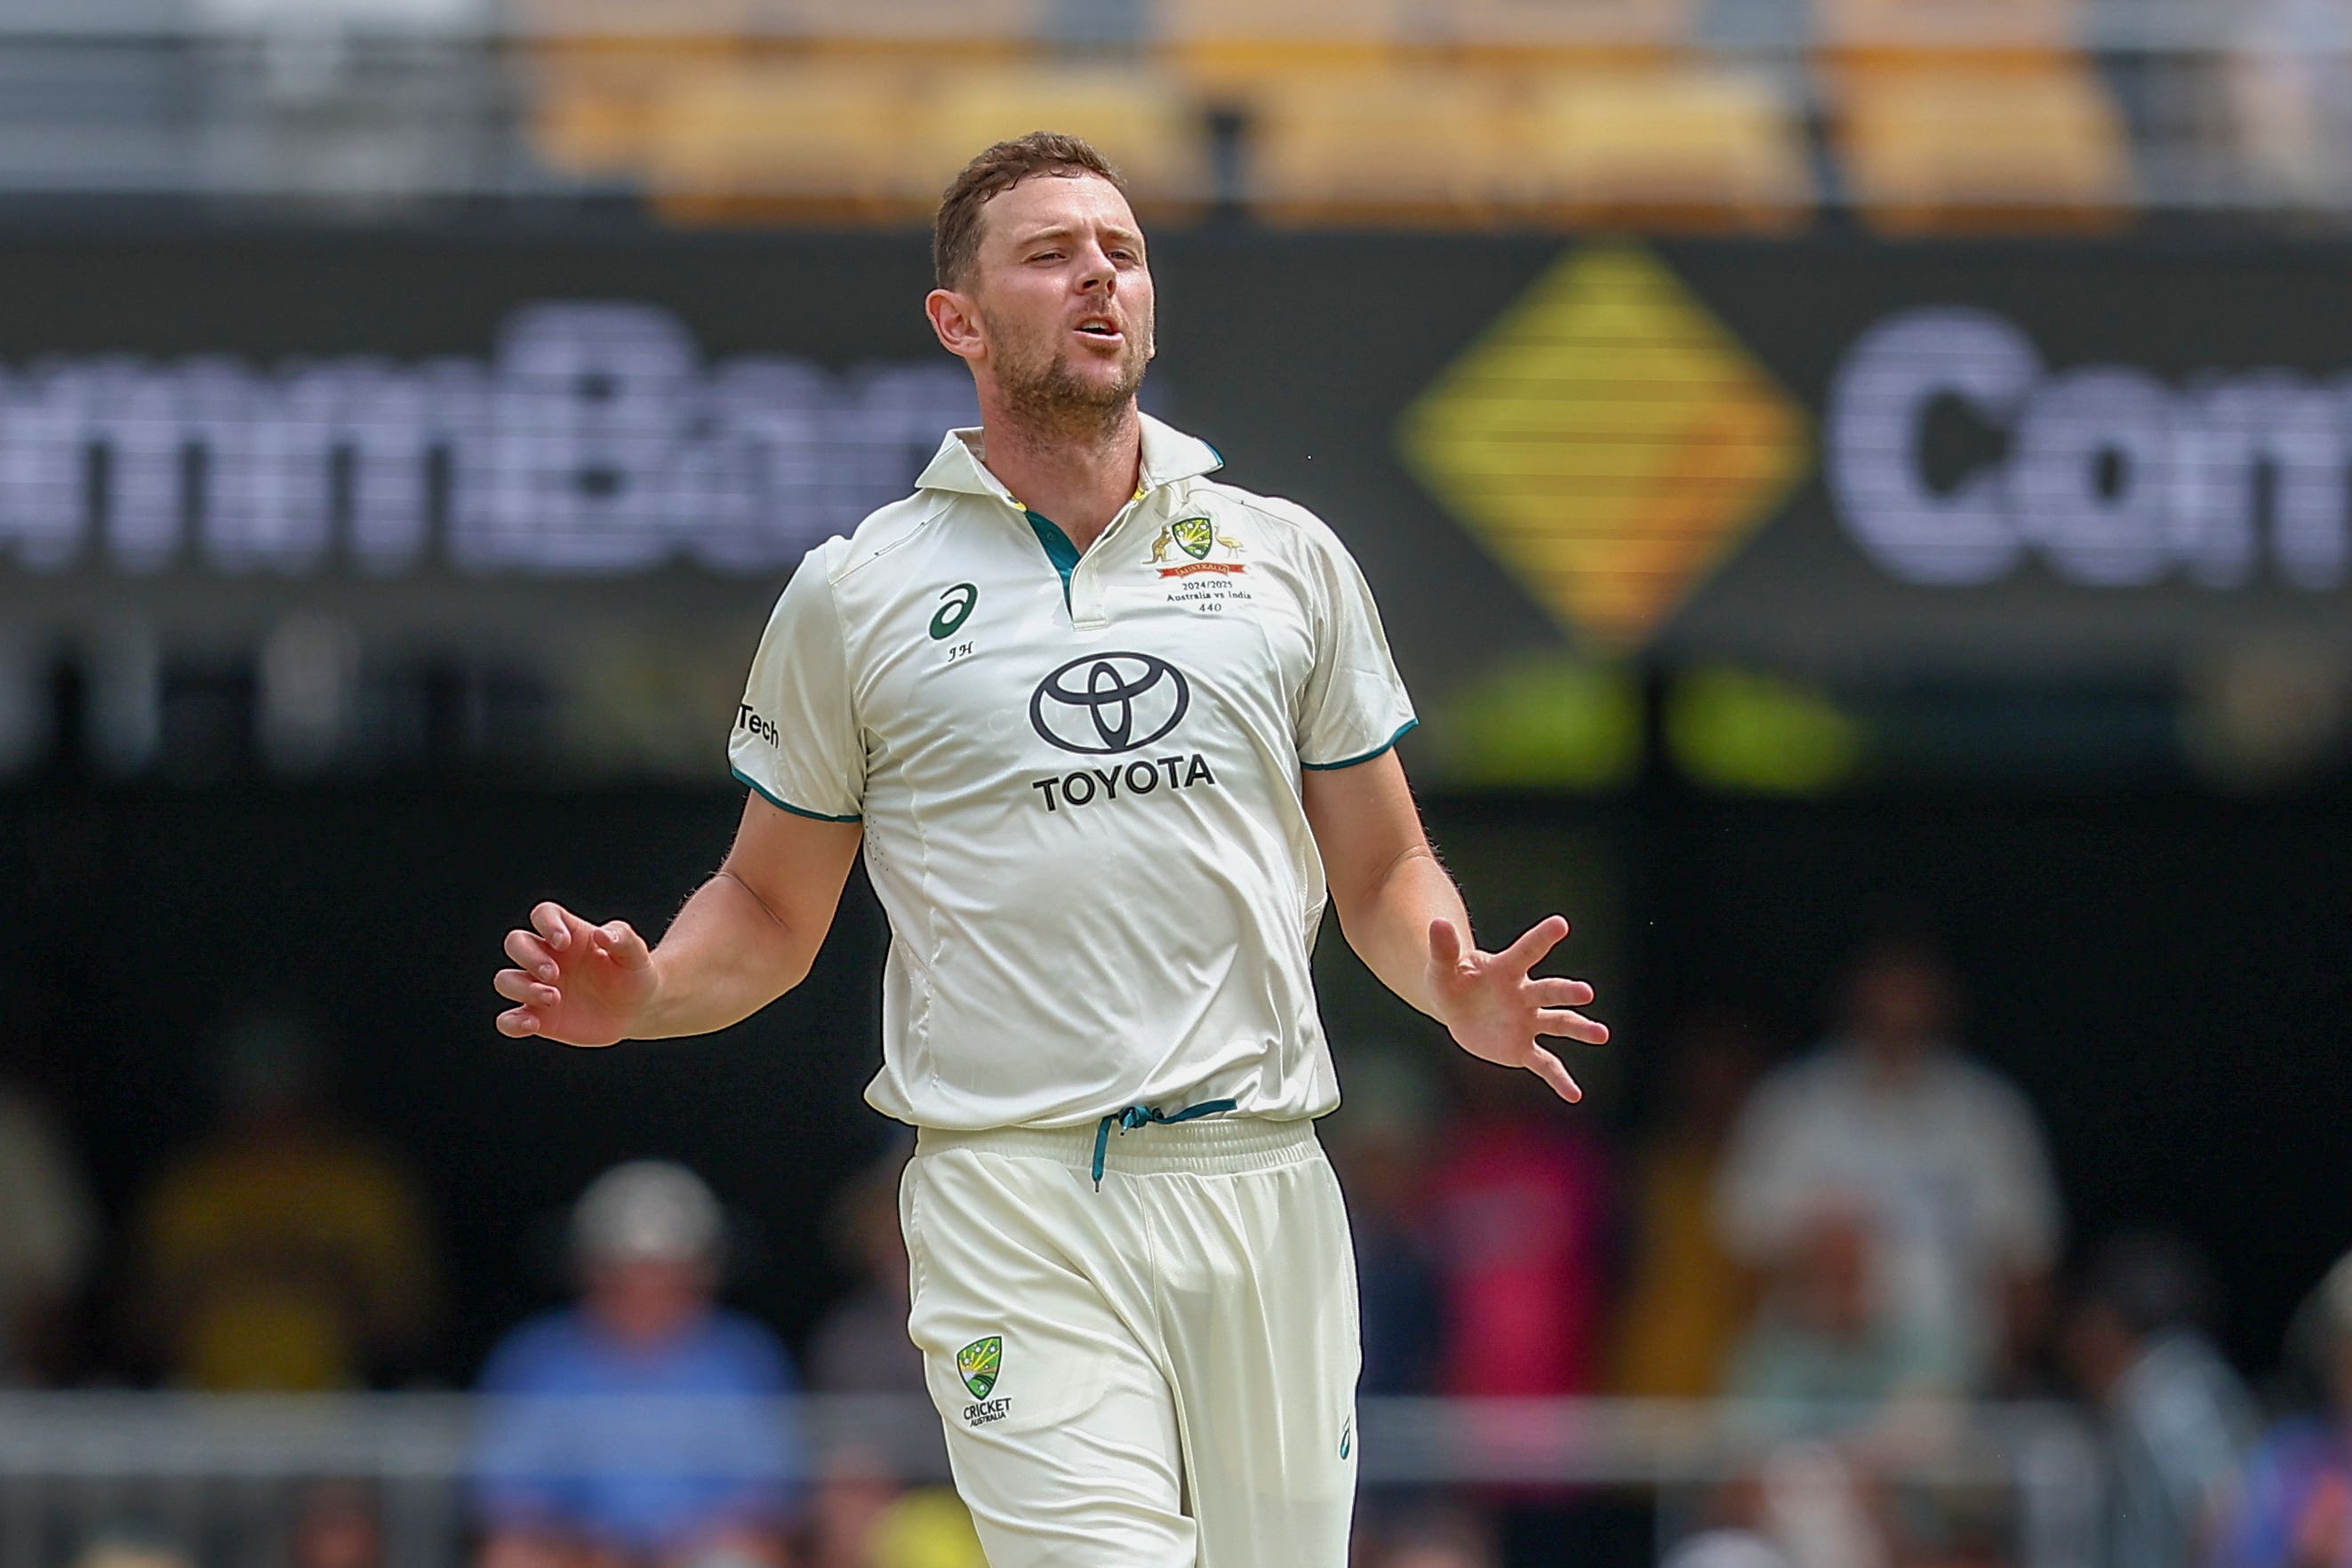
1529,975,1596,1009
1495,915,1571,977
1535,1007,1611,1045
1524,1045,1584,1104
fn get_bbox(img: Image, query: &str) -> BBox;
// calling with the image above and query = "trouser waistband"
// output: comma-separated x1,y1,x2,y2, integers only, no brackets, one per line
916,1114,1322,1180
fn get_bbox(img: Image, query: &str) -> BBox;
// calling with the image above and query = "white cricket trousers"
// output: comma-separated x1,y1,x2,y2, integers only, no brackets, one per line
900,1116,1362,1568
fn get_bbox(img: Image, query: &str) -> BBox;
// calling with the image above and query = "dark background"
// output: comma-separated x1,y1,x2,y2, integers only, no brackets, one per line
4,773,2344,1385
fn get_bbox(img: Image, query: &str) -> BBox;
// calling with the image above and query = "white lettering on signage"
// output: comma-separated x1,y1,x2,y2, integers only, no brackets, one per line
0,303,976,579
1828,306,2351,592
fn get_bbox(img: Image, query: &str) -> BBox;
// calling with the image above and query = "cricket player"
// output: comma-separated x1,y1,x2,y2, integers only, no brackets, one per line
492,132,1608,1568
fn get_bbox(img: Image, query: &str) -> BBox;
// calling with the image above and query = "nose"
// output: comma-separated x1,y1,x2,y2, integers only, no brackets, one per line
1076,241,1116,294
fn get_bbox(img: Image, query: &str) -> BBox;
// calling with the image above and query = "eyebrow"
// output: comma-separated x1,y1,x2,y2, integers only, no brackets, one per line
1012,224,1144,251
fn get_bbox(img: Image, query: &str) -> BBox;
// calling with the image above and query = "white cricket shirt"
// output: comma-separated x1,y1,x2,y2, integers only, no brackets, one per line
728,414,1417,1131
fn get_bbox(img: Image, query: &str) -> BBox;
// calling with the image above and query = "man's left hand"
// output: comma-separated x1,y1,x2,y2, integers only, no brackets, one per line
1426,915,1608,1103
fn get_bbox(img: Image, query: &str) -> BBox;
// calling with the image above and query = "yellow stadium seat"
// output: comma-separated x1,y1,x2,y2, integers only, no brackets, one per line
1832,62,2133,232
528,44,753,179
512,0,765,44
781,0,1045,56
916,66,1212,210
1521,66,1814,230
516,0,768,180
640,60,932,222
1815,0,2085,65
1244,68,1519,226
1158,0,1415,92
1437,0,1696,61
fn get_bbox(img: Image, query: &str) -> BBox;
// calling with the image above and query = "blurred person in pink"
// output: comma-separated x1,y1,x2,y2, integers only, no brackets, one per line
1610,1007,1771,1399
2210,1250,2352,1568
1429,1052,1619,1400
1716,937,2060,1395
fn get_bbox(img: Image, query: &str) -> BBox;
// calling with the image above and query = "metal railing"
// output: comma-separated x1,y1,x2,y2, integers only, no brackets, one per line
0,1392,2100,1568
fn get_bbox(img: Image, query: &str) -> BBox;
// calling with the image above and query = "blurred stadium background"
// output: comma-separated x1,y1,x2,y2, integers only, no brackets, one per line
0,0,2349,1565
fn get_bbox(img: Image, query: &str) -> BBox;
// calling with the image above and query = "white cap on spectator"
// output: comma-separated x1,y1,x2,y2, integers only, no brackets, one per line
1661,1532,1793,1568
572,1161,724,1265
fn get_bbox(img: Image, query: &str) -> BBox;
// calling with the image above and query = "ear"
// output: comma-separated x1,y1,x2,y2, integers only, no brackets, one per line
927,287,985,365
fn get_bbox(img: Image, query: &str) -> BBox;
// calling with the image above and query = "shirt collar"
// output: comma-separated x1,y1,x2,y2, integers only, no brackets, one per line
914,412,1225,504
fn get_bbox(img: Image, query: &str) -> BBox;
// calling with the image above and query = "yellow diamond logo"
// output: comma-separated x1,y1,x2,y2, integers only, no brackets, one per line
1397,244,1810,651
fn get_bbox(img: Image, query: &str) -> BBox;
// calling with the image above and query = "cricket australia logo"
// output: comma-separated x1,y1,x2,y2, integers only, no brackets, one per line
957,1336,1011,1427
1149,517,1246,578
957,1336,1001,1399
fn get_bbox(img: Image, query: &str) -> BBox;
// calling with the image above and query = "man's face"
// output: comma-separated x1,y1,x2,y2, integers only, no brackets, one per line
1850,955,1952,1065
959,172,1155,418
584,1256,712,1348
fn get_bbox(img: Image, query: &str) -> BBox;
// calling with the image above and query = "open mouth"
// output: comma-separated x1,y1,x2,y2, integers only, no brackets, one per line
1074,316,1121,339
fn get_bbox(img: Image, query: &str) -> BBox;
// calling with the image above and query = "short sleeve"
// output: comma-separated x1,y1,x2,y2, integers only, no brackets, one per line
730,543,864,821
1293,519,1417,770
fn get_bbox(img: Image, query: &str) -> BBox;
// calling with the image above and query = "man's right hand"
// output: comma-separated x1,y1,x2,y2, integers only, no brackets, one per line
494,901,654,1046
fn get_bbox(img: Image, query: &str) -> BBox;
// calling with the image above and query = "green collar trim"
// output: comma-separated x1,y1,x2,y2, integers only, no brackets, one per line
1025,509,1082,611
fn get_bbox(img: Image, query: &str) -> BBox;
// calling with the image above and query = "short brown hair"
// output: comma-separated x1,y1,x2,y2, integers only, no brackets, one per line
933,132,1127,292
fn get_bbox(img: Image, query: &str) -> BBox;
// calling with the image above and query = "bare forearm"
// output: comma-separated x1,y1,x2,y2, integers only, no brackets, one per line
632,870,813,1038
1335,844,1468,1020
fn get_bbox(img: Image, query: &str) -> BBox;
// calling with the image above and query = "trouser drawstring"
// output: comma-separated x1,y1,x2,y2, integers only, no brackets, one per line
1091,1099,1238,1190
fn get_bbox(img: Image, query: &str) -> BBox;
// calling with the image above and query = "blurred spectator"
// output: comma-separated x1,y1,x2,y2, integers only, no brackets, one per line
1365,1505,1500,1568
807,1445,981,1568
1328,1051,1445,1397
860,1489,985,1568
806,1144,921,1399
2210,1249,2352,1568
1716,937,2060,1394
0,1019,100,1384
2226,0,2352,208
809,1449,899,1568
1611,1008,1769,1399
1748,1442,1894,1568
1429,1055,1619,1399
1724,1203,1947,1427
2061,1232,2254,1568
804,1140,961,1565
127,1004,437,1389
471,1160,806,1568
291,1481,385,1568
68,1532,196,1568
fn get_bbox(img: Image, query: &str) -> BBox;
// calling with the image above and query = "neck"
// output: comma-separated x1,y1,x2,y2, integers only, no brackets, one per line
976,392,1143,553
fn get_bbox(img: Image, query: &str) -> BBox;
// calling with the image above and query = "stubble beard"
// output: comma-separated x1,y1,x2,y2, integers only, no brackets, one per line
989,309,1152,443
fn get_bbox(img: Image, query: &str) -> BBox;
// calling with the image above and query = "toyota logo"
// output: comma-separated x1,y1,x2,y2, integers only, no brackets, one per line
1028,652,1191,755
